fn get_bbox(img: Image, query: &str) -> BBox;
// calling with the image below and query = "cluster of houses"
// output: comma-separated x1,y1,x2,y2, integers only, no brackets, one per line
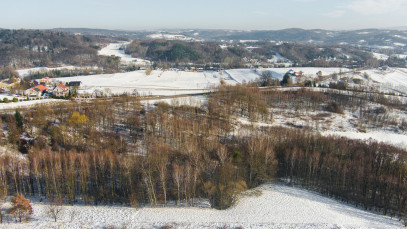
24,77,81,97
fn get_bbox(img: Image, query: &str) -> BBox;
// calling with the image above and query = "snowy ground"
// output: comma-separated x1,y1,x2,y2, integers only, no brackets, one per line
98,42,151,66
0,99,66,110
322,131,407,149
141,95,208,107
17,66,79,78
55,70,236,96
0,184,402,229
319,68,407,95
53,67,350,96
259,67,346,80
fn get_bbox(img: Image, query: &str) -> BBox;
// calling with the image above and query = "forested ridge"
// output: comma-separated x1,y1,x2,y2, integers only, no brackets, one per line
125,40,250,68
125,39,406,68
0,85,406,220
0,29,109,69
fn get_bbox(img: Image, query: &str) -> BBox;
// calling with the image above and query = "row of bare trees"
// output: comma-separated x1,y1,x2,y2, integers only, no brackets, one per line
273,128,407,216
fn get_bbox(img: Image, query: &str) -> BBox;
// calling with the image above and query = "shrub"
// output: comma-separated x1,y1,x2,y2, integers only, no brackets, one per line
325,101,344,114
145,68,153,76
9,194,33,222
47,198,63,222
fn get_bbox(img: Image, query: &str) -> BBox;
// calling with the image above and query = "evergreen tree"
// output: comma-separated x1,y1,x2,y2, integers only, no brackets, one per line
281,73,292,86
14,110,23,129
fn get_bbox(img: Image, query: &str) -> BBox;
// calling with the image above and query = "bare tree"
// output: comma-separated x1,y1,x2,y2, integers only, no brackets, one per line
47,197,63,222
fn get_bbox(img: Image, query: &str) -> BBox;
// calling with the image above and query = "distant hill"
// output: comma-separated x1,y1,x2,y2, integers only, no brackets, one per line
51,28,407,50
52,28,149,40
0,29,109,68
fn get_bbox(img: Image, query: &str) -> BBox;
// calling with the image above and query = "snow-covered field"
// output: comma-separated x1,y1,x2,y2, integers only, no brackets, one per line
55,70,236,96
53,67,350,96
1,184,402,229
259,67,346,80
17,66,79,78
0,99,65,110
98,42,151,65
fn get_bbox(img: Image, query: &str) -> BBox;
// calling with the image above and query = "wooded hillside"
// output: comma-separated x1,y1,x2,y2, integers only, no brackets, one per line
0,29,109,68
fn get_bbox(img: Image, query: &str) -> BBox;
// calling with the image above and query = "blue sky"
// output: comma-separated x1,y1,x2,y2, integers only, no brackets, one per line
1,0,406,30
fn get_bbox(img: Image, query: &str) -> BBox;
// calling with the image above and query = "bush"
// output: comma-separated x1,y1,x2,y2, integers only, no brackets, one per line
329,82,347,90
9,194,33,222
325,101,344,114
145,68,153,76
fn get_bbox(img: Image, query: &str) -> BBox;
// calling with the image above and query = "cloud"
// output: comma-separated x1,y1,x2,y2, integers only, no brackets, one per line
345,0,407,15
323,10,345,18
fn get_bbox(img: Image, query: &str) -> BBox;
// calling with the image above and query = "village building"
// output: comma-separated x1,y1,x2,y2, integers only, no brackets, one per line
24,84,47,97
38,77,51,85
67,81,82,94
52,83,69,97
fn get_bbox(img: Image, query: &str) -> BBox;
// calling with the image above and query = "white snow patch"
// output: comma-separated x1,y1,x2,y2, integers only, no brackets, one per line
394,42,406,47
259,67,346,80
373,52,389,60
142,95,208,107
394,35,407,40
362,68,407,88
98,42,151,65
0,99,66,110
323,131,407,149
147,33,199,41
17,66,78,78
239,40,259,43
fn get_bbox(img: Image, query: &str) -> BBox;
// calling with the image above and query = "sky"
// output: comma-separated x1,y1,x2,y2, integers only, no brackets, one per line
1,0,407,31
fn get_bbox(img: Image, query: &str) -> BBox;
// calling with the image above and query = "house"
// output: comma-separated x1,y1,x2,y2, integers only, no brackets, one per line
67,81,82,94
295,71,303,77
287,69,295,76
24,85,47,97
52,83,69,97
67,81,81,88
38,77,51,85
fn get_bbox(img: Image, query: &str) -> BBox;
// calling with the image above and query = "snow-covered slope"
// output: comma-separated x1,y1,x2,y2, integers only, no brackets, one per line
225,69,260,84
2,184,402,228
98,42,151,65
17,66,78,78
363,68,407,88
323,131,407,149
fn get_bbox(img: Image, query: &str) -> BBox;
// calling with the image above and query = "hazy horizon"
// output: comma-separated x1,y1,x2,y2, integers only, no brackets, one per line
2,0,407,31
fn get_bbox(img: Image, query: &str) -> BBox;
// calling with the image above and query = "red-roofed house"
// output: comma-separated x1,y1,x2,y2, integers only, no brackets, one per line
52,83,69,97
24,85,47,97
